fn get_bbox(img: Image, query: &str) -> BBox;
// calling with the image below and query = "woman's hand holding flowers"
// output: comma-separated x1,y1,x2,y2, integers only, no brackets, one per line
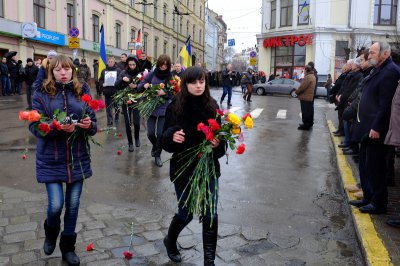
61,123,75,133
157,89,166,96
76,117,92,130
210,138,220,148
128,83,137,89
144,83,150,89
173,129,185,143
123,76,130,82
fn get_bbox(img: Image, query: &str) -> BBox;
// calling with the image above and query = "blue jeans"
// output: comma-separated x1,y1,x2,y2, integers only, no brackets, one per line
1,76,11,96
220,86,232,104
45,181,83,235
174,178,219,223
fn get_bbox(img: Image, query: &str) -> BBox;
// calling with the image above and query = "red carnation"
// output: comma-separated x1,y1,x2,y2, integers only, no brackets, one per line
216,109,224,116
127,100,132,105
205,131,214,141
21,154,27,160
197,122,206,131
98,99,106,109
89,100,100,112
52,120,62,131
39,123,51,135
123,250,134,260
82,94,92,104
236,143,245,154
86,243,94,251
207,119,220,131
117,150,122,155
197,153,203,158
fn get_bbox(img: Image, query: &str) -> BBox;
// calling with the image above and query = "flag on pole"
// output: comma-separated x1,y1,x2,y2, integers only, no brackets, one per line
136,29,142,58
98,25,107,79
179,36,192,68
298,0,309,16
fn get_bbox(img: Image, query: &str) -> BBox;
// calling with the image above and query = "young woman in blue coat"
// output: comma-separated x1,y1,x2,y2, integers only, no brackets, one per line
29,55,97,266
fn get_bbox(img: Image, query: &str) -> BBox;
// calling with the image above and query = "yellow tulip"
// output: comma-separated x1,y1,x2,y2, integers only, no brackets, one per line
228,113,241,126
231,126,241,135
245,116,254,129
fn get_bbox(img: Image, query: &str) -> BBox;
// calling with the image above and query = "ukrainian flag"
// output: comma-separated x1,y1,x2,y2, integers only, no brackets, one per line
98,25,107,79
179,36,192,68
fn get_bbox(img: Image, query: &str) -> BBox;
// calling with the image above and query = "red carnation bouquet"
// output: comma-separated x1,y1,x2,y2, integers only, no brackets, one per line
173,109,254,222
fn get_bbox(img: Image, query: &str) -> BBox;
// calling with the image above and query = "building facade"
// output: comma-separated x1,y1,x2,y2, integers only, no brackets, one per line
0,0,205,73
258,0,399,79
204,8,226,71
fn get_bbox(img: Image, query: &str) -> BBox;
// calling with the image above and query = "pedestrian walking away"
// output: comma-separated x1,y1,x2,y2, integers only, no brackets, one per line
220,63,234,106
29,55,97,266
115,55,142,152
162,66,226,265
242,67,254,102
138,54,173,167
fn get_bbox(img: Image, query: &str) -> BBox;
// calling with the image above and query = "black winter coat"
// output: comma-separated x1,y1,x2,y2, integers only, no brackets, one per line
7,60,18,78
353,58,400,142
138,59,152,72
115,68,141,91
162,96,226,186
330,72,348,98
337,71,364,110
24,64,39,85
0,63,9,76
99,65,121,97
221,69,234,87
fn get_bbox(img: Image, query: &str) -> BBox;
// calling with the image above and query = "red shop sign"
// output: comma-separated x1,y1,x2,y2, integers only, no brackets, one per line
263,34,313,48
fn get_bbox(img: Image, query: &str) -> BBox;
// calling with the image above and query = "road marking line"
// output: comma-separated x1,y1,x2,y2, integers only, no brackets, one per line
229,107,241,113
250,108,263,119
276,109,287,119
328,120,393,266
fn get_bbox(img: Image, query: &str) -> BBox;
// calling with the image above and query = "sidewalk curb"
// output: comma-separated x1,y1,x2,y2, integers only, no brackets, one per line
328,120,392,266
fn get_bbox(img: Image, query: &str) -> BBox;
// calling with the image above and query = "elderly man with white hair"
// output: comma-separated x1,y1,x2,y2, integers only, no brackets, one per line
349,42,400,215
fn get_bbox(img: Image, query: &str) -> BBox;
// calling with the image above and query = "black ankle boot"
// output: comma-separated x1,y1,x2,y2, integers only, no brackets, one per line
164,214,192,263
59,232,80,266
43,220,60,255
203,216,218,266
155,156,163,167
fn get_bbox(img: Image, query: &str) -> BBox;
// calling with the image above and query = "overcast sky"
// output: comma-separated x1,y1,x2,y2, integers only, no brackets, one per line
207,0,262,52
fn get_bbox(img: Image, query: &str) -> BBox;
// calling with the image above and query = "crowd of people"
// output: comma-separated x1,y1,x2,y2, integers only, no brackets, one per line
329,41,400,227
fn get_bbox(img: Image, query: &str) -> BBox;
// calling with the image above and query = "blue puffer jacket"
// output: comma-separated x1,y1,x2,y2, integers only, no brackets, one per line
29,82,97,183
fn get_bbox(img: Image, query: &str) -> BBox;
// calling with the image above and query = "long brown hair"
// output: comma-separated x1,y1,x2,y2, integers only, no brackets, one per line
42,55,81,97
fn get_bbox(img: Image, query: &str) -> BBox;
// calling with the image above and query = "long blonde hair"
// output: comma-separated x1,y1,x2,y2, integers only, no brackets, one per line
42,55,82,97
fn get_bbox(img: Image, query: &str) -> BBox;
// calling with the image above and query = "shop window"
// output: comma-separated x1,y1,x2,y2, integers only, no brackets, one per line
298,0,310,25
271,1,276,28
67,3,75,31
280,0,293,27
374,0,397,25
0,0,4,18
272,43,306,78
92,14,99,43
116,23,121,48
33,0,45,28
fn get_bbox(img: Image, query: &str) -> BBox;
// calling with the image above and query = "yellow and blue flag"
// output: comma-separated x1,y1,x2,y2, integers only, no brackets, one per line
179,36,192,68
298,1,309,16
98,25,107,79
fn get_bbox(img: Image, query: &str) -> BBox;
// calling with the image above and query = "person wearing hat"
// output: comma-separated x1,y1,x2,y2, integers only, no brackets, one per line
77,58,91,86
24,58,39,109
32,50,58,92
115,55,142,151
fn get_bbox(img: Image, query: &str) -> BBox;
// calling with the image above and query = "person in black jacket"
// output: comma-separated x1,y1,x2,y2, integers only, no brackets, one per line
99,57,121,126
0,57,11,96
138,52,152,72
349,42,400,215
115,55,142,151
331,63,351,135
24,58,39,109
219,63,234,106
7,55,18,95
162,66,226,265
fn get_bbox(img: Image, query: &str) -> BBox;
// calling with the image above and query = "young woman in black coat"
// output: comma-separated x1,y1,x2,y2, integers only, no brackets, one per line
115,55,142,151
162,67,226,265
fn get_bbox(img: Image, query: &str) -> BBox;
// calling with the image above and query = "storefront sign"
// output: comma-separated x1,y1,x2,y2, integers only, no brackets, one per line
30,28,66,46
263,34,313,48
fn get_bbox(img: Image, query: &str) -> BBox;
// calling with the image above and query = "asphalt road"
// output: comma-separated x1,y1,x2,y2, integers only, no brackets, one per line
0,87,364,265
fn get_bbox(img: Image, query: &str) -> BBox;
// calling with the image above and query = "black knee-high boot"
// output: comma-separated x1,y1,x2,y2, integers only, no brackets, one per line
43,220,60,255
134,124,141,147
203,216,218,266
59,232,80,266
164,214,192,262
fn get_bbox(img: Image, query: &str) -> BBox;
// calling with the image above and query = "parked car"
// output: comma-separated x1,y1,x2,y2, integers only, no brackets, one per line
253,79,300,97
253,78,328,98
